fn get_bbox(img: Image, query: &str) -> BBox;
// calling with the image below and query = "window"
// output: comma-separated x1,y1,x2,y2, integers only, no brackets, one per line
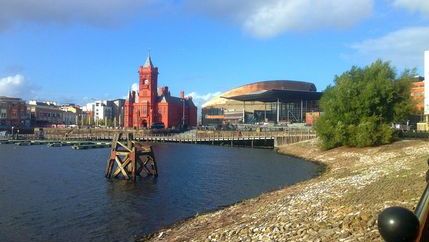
0,108,6,118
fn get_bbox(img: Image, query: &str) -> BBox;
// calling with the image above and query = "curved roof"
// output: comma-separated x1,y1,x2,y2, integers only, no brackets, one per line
203,80,317,107
224,89,323,103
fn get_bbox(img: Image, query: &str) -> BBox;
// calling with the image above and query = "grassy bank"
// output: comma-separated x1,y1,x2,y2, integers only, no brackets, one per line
141,139,428,241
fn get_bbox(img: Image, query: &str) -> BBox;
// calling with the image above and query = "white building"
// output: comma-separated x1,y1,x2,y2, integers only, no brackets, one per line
84,100,113,125
82,99,125,126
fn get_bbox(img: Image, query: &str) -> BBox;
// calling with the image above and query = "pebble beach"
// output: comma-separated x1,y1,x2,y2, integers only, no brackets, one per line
142,139,429,241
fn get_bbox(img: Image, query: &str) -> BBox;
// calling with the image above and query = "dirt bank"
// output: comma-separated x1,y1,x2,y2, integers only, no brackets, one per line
142,139,429,241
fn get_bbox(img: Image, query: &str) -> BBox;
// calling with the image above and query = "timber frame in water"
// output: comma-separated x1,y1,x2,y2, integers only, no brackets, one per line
105,132,158,182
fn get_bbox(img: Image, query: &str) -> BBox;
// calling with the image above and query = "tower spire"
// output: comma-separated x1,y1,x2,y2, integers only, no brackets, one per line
143,51,153,68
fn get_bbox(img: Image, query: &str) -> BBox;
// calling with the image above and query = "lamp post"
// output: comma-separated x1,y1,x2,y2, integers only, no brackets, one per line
11,126,14,139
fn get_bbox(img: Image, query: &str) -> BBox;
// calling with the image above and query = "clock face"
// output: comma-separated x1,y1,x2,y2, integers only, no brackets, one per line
144,79,150,85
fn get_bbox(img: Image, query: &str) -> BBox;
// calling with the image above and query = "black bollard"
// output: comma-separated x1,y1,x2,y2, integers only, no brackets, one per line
378,206,420,242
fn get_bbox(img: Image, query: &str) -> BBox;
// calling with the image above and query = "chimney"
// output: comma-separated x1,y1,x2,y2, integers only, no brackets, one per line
179,91,185,99
158,86,170,96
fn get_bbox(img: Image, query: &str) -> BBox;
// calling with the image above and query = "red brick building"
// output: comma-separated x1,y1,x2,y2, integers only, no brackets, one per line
410,77,424,114
124,56,197,129
0,96,29,129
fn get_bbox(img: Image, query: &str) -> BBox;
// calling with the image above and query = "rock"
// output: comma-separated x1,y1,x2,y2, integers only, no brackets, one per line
367,218,376,227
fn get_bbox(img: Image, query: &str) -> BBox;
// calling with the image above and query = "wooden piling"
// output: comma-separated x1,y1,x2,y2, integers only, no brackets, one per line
105,132,158,181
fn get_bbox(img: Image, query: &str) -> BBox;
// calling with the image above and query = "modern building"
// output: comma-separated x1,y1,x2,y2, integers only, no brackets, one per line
124,56,197,129
202,80,322,126
0,96,29,129
84,100,113,125
82,99,125,127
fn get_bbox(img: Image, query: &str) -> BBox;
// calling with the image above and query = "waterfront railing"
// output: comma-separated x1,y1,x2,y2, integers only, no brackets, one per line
4,128,317,148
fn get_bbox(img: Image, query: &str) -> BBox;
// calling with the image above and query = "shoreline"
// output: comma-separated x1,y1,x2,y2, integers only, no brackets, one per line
140,139,428,241
274,147,329,177
137,144,325,241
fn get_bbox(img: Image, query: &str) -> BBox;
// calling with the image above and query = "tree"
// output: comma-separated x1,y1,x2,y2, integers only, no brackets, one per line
314,60,415,149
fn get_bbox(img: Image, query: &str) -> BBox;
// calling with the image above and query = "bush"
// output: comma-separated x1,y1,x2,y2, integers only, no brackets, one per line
314,60,414,150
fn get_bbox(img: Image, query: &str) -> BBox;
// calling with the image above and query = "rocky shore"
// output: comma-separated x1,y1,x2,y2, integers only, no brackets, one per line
141,139,429,241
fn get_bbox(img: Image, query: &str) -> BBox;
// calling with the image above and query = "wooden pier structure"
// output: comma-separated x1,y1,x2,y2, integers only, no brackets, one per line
105,133,158,181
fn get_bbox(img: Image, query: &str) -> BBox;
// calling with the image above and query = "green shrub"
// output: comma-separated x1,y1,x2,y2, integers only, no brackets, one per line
314,60,414,149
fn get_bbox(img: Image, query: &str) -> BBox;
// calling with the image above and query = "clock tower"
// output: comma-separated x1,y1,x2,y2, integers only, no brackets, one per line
137,55,158,127
124,55,198,129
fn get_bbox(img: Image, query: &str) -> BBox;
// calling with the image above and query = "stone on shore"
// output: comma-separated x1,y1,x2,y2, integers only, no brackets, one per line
140,139,428,242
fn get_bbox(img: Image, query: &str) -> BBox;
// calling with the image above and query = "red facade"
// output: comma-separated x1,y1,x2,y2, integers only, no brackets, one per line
124,56,197,129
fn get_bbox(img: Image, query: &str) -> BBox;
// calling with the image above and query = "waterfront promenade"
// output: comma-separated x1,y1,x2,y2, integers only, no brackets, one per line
8,128,316,148
142,139,428,241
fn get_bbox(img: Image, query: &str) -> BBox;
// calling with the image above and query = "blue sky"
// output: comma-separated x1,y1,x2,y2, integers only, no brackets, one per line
1,0,429,107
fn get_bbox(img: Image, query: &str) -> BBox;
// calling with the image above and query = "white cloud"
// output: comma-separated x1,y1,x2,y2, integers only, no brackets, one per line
0,0,157,30
350,26,429,69
0,74,38,99
187,91,222,108
0,0,373,36
186,0,373,38
392,0,429,16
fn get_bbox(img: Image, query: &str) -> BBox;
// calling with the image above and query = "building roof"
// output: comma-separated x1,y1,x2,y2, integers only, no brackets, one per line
203,80,317,107
159,95,196,107
0,96,24,101
223,89,323,103
160,95,181,104
230,80,317,93
143,55,154,68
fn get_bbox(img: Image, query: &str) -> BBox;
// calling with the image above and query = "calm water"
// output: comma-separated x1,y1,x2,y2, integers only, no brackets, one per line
0,143,319,242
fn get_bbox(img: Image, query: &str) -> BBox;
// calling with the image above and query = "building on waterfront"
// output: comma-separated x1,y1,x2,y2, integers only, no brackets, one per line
0,96,30,129
28,101,71,127
111,99,125,127
62,111,77,126
60,104,83,126
81,105,94,126
82,99,125,127
124,56,197,129
413,50,429,131
83,100,112,126
410,76,425,114
202,80,322,126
